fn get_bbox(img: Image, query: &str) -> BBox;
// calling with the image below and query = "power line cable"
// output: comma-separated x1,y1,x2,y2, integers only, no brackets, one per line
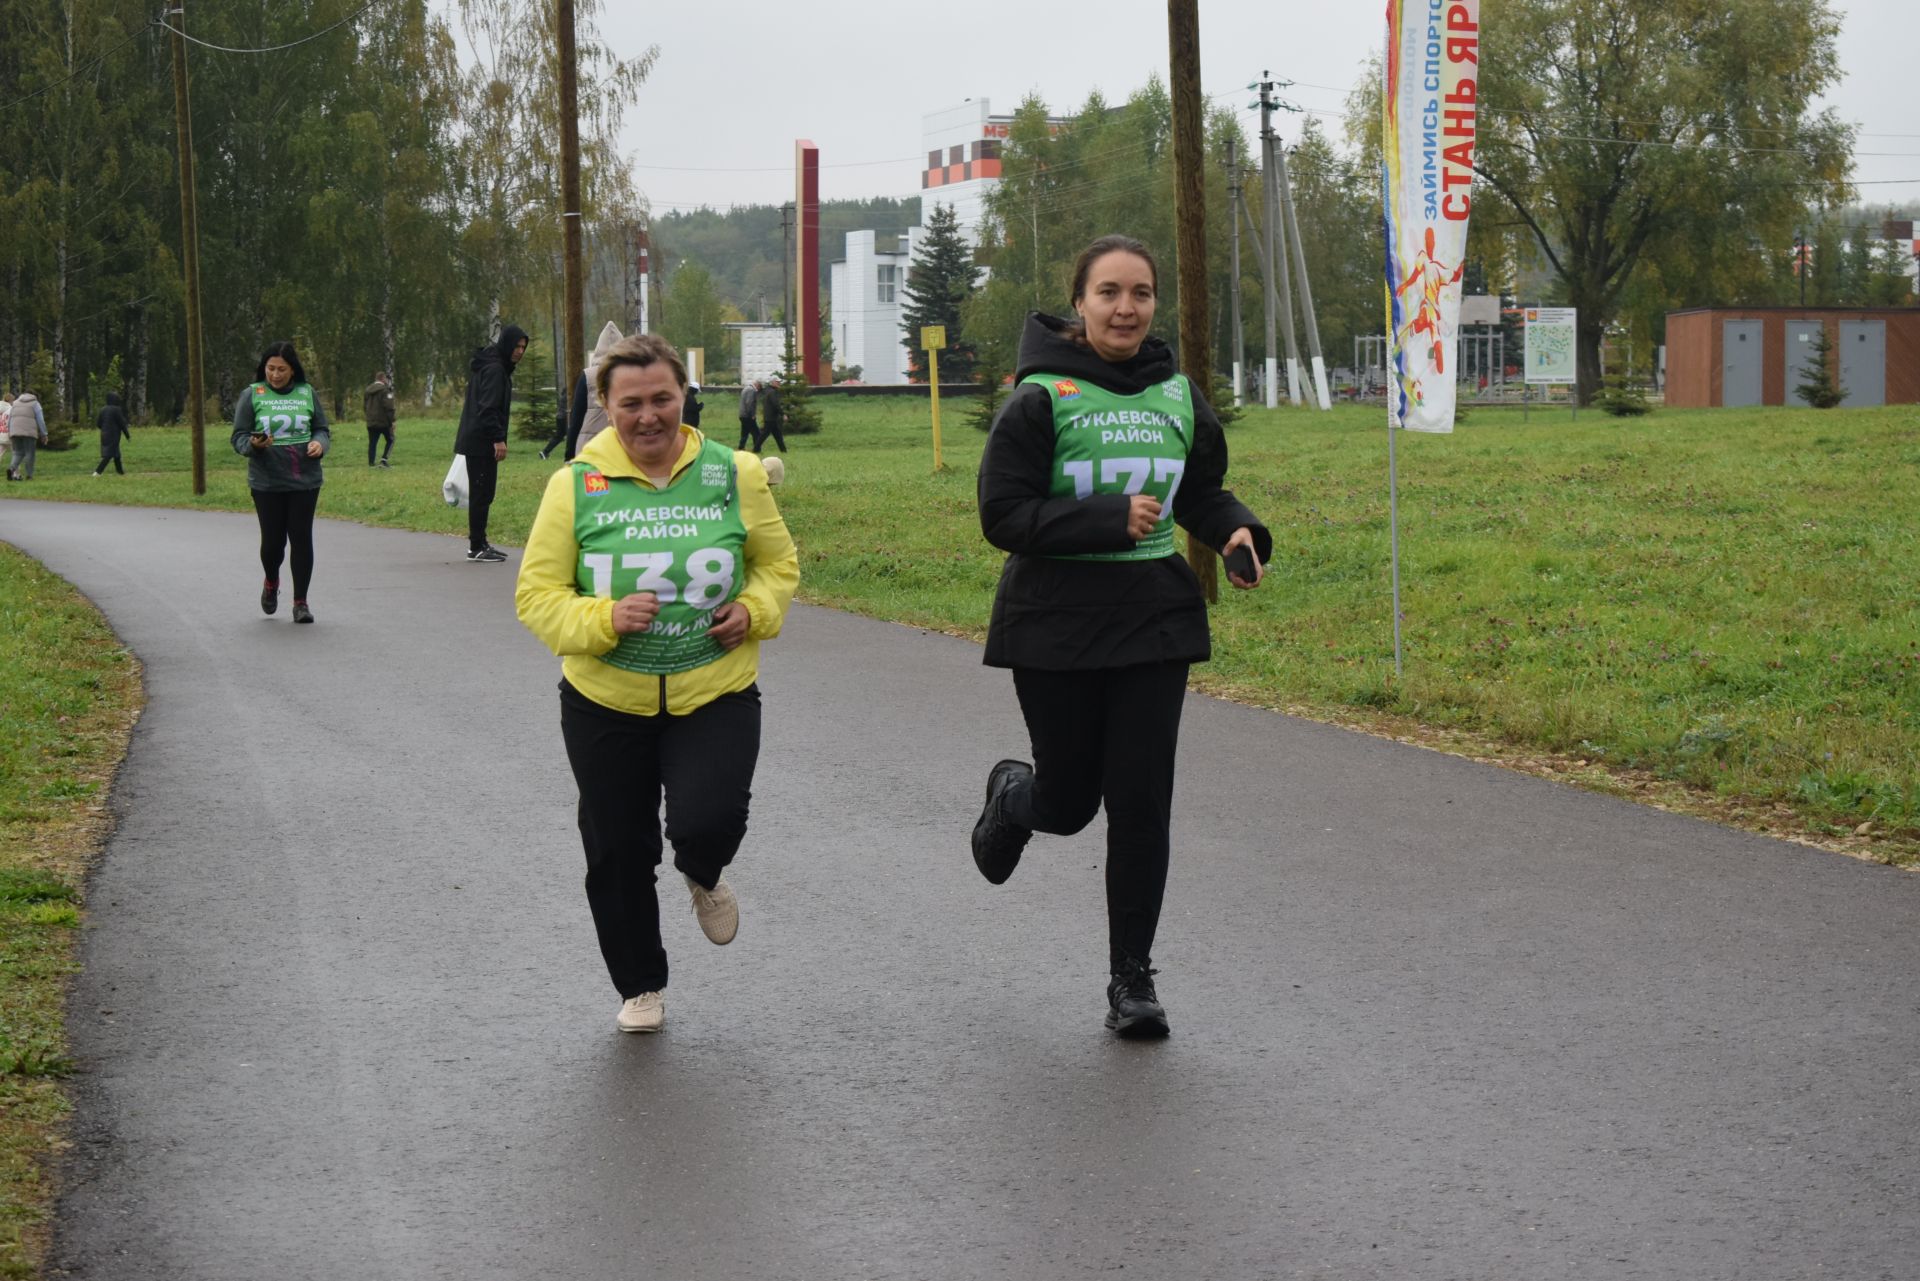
155,0,377,55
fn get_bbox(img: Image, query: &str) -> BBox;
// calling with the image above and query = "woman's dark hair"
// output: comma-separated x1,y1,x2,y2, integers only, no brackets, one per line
1069,234,1159,306
254,341,307,386
596,334,688,404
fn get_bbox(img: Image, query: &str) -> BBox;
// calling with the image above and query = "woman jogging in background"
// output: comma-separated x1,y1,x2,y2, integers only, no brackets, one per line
970,234,1271,1039
232,341,329,623
515,334,799,1035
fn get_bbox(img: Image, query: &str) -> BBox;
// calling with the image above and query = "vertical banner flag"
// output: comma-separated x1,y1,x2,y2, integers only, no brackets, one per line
1383,0,1480,433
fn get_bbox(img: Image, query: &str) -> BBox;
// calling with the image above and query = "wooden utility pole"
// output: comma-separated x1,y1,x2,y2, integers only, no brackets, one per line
168,1,206,494
556,0,585,403
1226,137,1245,406
1167,0,1217,601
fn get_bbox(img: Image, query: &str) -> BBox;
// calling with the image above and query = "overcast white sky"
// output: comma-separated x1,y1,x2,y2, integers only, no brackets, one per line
558,1,1919,217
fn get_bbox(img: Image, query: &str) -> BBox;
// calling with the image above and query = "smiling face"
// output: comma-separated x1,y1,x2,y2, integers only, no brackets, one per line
1074,250,1157,363
609,361,686,474
264,356,294,390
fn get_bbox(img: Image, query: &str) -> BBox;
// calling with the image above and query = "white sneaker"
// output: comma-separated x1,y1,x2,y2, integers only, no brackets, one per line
617,991,665,1033
685,875,738,945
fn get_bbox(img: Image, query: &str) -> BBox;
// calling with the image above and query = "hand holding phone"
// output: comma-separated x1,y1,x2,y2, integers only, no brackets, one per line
1224,543,1259,587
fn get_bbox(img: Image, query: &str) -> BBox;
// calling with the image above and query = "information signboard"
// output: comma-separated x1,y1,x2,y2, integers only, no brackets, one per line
1523,307,1578,385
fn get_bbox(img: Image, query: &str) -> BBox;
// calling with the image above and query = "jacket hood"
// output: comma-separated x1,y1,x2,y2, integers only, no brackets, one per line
1013,311,1177,395
105,392,122,407
585,320,624,385
11,393,38,406
474,325,530,372
591,321,623,361
575,419,705,484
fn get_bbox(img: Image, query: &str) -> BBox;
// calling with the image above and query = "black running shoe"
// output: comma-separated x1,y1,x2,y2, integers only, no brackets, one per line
971,759,1033,885
1105,956,1170,1039
260,582,279,615
467,546,508,562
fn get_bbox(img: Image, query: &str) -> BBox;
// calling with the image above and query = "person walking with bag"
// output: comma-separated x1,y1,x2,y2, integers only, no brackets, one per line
970,235,1271,1039
454,325,528,563
515,335,798,1034
92,391,131,476
232,342,330,623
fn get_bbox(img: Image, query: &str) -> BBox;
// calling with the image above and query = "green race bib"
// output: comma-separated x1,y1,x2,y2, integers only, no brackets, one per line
572,438,748,675
249,382,317,446
1024,372,1195,561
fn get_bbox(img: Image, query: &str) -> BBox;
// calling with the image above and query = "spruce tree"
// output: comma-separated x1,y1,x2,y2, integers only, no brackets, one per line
901,204,979,385
1794,324,1845,409
776,329,823,435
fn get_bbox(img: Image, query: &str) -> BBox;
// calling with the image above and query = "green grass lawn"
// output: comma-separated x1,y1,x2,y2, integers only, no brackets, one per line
8,397,1919,863
0,547,140,1279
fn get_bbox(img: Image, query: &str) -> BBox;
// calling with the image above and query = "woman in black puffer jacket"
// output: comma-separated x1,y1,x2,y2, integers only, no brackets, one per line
971,234,1272,1040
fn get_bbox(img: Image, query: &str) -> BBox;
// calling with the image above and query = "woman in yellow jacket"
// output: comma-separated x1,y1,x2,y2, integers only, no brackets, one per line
516,335,799,1034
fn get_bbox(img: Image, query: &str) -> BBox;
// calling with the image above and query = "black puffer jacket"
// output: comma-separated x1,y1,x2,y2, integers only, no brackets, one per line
978,312,1271,671
455,325,528,455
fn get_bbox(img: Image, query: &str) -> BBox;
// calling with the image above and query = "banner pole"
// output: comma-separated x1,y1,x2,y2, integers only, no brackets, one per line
1388,415,1403,680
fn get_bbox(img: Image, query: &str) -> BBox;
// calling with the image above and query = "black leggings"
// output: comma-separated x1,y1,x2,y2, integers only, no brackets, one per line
94,447,123,475
559,680,762,997
251,488,320,599
1006,662,1189,971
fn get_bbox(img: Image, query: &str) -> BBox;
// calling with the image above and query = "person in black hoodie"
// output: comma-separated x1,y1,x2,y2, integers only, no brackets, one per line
93,391,131,476
971,234,1272,1039
454,324,528,562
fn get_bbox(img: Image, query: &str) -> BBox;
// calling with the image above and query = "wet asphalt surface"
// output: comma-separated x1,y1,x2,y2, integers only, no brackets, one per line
2,497,1917,1280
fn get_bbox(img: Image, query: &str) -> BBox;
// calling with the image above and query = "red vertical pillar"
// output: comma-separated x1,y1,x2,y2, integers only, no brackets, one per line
796,139,822,384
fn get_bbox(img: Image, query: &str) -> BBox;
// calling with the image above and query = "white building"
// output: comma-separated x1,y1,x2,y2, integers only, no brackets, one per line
920,100,1012,246
829,229,914,385
826,99,1065,385
728,323,786,385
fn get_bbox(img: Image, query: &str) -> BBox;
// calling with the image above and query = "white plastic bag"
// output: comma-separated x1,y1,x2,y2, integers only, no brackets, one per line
442,454,469,509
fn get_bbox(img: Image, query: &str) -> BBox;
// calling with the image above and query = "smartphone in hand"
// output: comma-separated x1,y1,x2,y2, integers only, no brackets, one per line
1224,544,1258,583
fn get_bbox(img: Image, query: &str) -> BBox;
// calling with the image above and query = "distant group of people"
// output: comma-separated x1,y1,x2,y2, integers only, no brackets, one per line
1,386,130,480
735,378,786,454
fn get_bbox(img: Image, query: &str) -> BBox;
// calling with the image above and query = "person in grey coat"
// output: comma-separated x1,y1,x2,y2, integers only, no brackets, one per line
737,380,760,450
93,392,131,476
6,390,46,480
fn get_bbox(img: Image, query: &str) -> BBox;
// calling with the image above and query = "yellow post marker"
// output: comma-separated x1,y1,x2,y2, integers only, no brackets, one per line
921,325,948,472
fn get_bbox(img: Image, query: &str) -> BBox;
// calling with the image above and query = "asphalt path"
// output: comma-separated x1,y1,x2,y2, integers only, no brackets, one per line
3,497,1917,1281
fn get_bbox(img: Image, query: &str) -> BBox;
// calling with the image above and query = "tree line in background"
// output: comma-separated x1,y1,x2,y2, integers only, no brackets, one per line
0,0,651,429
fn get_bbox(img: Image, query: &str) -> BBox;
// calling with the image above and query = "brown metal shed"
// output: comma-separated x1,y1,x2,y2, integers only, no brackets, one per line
1664,307,1920,408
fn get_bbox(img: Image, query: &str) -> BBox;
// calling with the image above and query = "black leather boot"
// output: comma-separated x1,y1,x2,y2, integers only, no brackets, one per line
1105,955,1170,1039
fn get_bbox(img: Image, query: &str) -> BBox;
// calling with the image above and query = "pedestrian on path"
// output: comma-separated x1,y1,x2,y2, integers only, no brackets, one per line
6,388,46,481
232,342,330,624
971,234,1272,1039
93,391,131,476
736,379,760,451
757,378,787,454
454,324,528,563
364,371,396,467
516,334,799,1035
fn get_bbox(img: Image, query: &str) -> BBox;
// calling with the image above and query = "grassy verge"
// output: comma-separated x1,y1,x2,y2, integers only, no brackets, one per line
7,398,1917,864
0,546,141,1279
